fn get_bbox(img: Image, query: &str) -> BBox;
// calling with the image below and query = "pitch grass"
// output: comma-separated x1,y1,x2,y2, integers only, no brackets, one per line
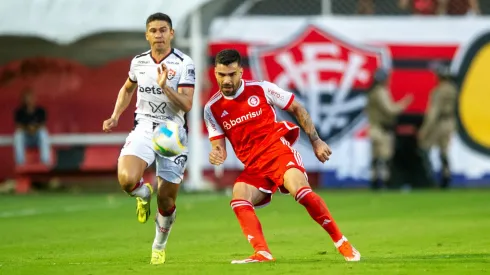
0,189,489,275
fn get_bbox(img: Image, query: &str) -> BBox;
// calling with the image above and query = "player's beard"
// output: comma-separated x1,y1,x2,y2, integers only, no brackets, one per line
220,84,236,96
220,80,241,96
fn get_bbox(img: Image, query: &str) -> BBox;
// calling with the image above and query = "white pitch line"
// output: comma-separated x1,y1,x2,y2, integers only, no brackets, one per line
0,203,122,219
0,194,226,219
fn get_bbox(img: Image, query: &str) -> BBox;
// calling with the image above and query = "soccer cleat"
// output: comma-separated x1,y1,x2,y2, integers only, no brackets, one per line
231,251,275,264
335,236,361,262
150,249,166,265
136,183,154,223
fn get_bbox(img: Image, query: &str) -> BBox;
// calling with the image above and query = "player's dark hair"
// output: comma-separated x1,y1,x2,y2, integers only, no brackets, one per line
215,49,242,66
146,13,172,29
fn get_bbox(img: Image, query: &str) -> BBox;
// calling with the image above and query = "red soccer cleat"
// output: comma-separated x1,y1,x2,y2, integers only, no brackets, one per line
231,251,275,264
335,236,361,262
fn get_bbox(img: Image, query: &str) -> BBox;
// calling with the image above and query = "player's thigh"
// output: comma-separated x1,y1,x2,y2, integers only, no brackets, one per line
118,128,155,184
282,168,310,197
118,155,148,183
155,152,188,185
233,181,269,206
267,139,309,197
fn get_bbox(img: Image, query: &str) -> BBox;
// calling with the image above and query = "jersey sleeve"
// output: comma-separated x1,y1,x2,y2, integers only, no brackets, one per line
204,103,225,140
263,81,295,110
178,57,196,88
128,58,137,83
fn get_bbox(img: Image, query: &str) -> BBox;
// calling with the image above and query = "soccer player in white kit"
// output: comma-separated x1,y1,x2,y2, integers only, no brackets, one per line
102,13,195,265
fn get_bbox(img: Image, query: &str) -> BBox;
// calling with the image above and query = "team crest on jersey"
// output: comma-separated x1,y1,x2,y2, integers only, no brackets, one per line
248,96,260,107
167,69,176,80
249,25,390,143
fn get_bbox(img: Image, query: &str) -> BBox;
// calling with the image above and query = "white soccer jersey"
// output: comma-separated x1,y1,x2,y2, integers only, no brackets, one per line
128,48,195,126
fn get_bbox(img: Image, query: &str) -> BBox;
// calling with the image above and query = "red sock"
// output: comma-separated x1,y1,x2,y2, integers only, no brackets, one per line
295,187,343,243
158,205,176,216
230,199,270,253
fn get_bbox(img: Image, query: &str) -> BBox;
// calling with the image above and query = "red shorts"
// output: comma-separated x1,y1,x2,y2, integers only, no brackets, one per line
235,137,307,208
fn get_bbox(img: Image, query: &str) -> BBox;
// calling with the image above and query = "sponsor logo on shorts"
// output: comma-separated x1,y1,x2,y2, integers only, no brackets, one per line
223,108,262,130
174,155,188,168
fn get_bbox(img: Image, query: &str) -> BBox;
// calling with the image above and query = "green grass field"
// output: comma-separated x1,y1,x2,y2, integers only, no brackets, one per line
1,189,489,275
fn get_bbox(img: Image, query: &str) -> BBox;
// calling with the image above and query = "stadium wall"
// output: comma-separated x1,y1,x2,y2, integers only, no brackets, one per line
205,17,490,187
0,17,489,188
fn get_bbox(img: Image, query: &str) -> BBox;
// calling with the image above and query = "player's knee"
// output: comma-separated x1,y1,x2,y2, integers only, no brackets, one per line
157,194,175,213
231,182,253,202
117,169,141,192
283,168,309,197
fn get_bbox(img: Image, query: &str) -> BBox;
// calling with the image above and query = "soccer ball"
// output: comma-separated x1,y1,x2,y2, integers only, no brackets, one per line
152,121,187,157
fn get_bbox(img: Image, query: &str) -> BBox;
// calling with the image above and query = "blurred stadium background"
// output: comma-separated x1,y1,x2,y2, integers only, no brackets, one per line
0,0,489,193
1,1,490,274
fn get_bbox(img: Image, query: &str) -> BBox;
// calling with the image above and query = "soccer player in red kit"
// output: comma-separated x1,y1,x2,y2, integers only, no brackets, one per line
204,49,361,264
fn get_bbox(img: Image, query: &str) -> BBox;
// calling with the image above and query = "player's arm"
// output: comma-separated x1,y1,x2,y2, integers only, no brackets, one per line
209,138,227,165
162,85,194,113
286,99,332,162
112,79,138,120
286,100,320,143
103,78,137,132
263,82,331,162
204,103,227,165
157,58,195,113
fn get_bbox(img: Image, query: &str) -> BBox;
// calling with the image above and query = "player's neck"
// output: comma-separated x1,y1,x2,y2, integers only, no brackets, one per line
151,47,172,63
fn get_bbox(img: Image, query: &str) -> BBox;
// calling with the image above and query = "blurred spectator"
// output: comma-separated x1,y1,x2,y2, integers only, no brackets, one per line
365,69,413,190
399,0,480,15
418,64,457,188
13,89,51,165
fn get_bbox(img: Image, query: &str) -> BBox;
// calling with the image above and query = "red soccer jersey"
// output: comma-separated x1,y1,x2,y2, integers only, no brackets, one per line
204,80,300,167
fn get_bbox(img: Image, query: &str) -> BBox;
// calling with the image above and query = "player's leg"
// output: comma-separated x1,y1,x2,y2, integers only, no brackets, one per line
118,156,154,222
282,168,360,261
230,180,275,264
118,125,155,223
150,153,187,265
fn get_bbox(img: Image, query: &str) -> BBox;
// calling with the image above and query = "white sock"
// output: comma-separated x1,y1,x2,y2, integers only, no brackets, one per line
130,179,151,201
152,208,176,250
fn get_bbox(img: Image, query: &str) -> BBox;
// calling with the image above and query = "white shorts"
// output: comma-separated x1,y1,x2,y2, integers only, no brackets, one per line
119,119,188,184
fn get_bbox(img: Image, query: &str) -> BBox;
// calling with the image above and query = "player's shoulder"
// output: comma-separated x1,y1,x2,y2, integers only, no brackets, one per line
243,79,279,95
244,79,278,88
131,50,152,63
172,48,193,64
204,92,223,109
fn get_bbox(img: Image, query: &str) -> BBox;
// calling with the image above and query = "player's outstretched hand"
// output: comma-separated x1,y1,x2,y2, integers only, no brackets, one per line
102,117,118,132
312,139,332,163
157,63,168,88
209,145,226,166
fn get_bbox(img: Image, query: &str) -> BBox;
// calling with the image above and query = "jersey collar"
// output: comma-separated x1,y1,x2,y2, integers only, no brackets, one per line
151,48,173,64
